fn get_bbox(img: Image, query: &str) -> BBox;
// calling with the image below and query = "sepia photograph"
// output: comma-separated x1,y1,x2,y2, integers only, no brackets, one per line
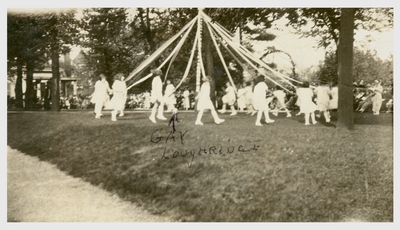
5,0,396,227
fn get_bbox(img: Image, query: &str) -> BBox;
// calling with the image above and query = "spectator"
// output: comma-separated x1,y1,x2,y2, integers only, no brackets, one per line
371,79,383,115
356,89,374,113
183,88,190,110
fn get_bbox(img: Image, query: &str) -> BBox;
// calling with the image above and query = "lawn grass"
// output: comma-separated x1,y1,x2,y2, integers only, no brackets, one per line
7,110,393,222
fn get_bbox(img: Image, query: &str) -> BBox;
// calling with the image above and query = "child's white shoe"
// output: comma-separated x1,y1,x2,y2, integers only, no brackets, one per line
195,121,204,125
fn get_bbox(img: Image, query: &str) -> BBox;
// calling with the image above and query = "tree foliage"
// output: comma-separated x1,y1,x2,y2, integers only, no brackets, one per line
308,48,393,85
7,9,79,110
284,8,393,52
8,7,393,108
7,11,48,109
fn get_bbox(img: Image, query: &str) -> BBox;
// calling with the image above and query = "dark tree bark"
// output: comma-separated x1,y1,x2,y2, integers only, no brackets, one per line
24,60,35,110
51,49,61,112
337,8,355,130
14,57,24,109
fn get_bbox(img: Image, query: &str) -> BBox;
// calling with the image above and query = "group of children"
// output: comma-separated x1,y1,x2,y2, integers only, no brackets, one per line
90,73,127,121
92,68,342,126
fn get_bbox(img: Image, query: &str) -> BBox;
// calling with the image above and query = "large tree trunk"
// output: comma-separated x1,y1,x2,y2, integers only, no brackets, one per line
51,49,61,112
204,22,216,107
14,57,24,109
24,60,35,110
337,8,355,130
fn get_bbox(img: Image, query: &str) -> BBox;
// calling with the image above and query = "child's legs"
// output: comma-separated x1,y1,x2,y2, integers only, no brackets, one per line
196,109,204,122
211,109,221,121
256,110,263,123
95,102,102,116
323,110,330,122
311,112,316,123
304,112,310,124
150,102,159,118
263,109,271,120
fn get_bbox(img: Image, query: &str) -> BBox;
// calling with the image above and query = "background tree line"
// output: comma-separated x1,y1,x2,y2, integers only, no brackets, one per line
7,8,393,111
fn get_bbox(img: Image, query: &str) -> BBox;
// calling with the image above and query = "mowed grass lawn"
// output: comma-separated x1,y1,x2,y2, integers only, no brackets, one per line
7,110,393,222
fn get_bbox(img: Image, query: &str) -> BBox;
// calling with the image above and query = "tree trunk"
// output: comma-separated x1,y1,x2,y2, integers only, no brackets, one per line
204,22,216,107
51,49,61,112
337,8,355,130
25,60,35,110
64,52,72,77
14,57,24,109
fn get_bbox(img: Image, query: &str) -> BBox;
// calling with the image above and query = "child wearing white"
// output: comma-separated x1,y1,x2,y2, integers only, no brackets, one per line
329,83,338,111
315,82,331,123
164,80,177,113
236,83,247,111
149,69,167,123
253,75,275,126
219,82,237,116
110,73,127,121
272,85,292,118
91,74,112,119
297,81,317,125
195,75,225,125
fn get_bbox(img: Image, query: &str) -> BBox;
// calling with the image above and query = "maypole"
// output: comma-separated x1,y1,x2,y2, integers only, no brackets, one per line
196,8,204,93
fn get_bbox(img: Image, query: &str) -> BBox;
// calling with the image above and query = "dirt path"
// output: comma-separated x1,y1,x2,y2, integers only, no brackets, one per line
7,146,171,222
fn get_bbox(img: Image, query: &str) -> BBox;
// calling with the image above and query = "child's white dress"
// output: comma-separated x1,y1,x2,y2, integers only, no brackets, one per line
297,87,317,113
150,76,163,103
253,82,269,111
222,85,236,106
315,85,331,111
110,79,127,111
273,89,287,109
197,82,214,111
164,83,176,105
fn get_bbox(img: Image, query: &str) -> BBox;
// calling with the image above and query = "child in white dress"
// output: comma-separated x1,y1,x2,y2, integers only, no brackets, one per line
164,80,177,113
149,69,167,123
219,82,237,116
297,81,317,125
91,74,112,119
253,76,275,126
272,85,292,118
329,83,338,111
195,75,225,125
110,73,127,121
315,82,331,123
